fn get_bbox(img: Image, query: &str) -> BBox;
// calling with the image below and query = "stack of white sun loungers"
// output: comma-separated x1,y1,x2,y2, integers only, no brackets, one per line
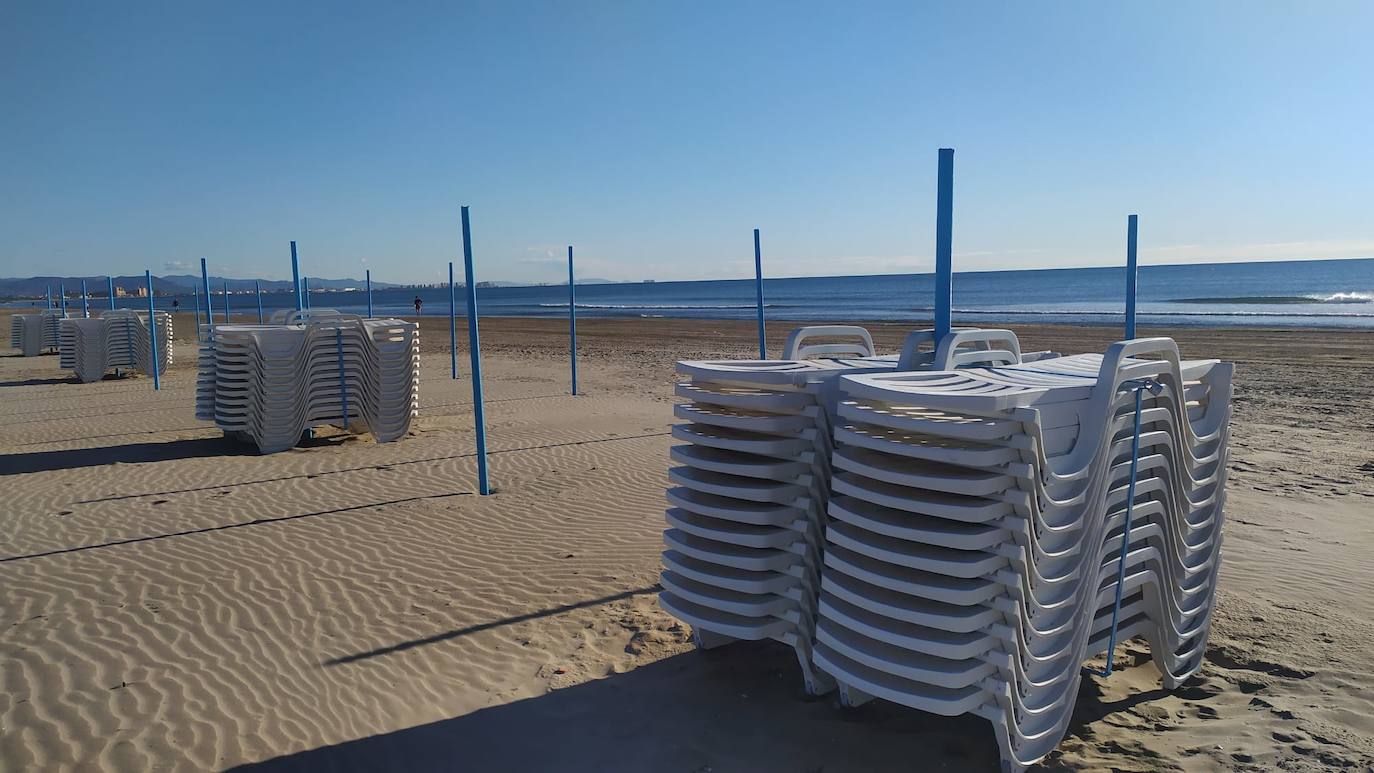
9,310,67,355
194,312,419,453
41,309,66,350
57,310,173,382
810,337,1231,771
658,326,1055,695
9,314,44,356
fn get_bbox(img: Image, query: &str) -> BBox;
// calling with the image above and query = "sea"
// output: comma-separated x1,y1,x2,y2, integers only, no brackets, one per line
23,257,1374,330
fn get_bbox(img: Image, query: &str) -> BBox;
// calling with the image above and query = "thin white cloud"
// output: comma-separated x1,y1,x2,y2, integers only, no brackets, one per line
1143,239,1374,263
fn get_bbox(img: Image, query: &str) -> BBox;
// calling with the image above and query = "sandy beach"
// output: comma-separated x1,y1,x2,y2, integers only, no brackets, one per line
2,311,1372,772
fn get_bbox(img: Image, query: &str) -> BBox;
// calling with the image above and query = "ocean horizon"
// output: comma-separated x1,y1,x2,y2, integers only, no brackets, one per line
16,257,1374,330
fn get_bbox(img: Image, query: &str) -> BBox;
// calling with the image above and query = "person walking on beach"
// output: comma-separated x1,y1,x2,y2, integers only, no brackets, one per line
414,296,423,316
171,299,180,314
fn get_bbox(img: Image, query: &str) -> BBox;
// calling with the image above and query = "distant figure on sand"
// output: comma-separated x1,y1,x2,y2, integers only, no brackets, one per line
171,299,180,313
414,296,423,316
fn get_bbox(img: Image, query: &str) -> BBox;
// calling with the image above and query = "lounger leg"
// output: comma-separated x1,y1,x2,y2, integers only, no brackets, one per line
837,681,874,708
692,628,735,650
798,661,836,697
793,641,835,696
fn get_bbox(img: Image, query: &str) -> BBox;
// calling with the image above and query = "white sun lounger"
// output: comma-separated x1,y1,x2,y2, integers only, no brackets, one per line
195,315,419,453
812,337,1232,772
9,313,44,356
660,325,1063,695
56,311,173,382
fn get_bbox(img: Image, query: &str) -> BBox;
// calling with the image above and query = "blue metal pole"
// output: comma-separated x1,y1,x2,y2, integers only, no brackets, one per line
934,148,954,340
46,284,53,310
59,284,67,316
461,206,491,495
366,269,373,318
81,279,89,318
568,245,578,395
108,276,116,310
145,271,160,390
200,257,213,330
302,276,310,309
222,281,230,323
1125,214,1139,339
449,261,457,379
256,280,264,323
1092,379,1156,677
290,241,303,311
754,228,766,358
192,286,201,341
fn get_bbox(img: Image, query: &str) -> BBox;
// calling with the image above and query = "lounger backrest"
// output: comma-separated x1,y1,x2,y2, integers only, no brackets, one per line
933,328,1022,369
286,309,344,324
897,330,938,370
782,326,877,360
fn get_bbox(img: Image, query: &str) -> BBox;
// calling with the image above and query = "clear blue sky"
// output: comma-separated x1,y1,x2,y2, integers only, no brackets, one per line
3,1,1372,285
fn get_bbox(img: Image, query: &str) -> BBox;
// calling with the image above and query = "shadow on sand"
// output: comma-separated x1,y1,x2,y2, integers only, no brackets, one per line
0,375,73,387
227,630,1149,773
234,639,1014,773
0,436,254,476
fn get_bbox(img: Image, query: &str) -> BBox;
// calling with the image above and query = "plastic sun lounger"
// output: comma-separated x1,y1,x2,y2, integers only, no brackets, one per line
10,313,45,356
57,312,173,382
659,325,1066,696
811,337,1232,772
195,315,420,453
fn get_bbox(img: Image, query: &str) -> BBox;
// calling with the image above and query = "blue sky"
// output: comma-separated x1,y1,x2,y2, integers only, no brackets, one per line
3,1,1372,284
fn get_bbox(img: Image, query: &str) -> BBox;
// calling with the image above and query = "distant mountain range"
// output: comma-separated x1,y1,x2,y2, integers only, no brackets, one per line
0,274,400,299
1,274,633,299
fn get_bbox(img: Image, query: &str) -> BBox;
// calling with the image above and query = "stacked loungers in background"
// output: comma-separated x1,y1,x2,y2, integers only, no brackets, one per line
9,314,44,356
41,309,66,350
195,313,419,453
659,327,1053,695
57,310,173,382
8,310,67,356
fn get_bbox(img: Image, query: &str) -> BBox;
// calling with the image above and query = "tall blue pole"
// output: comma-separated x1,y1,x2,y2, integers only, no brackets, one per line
81,279,89,318
934,148,954,341
449,261,457,379
46,285,52,310
302,276,310,309
290,241,303,311
366,269,373,318
59,284,67,316
108,276,116,310
256,280,263,323
568,245,578,395
1125,214,1139,340
754,228,766,358
200,257,213,330
222,281,230,323
461,206,491,496
145,271,160,391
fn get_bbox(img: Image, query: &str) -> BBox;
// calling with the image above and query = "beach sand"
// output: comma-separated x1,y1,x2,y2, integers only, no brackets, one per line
2,311,1372,771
